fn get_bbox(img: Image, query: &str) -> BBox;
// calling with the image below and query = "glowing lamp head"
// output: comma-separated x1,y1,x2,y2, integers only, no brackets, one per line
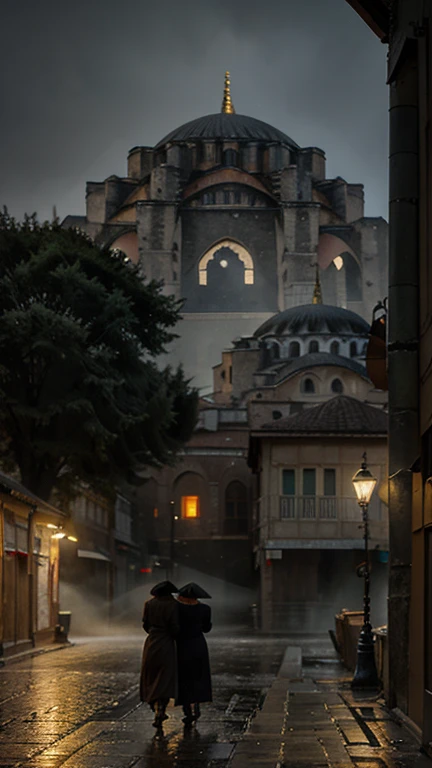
352,453,377,506
52,531,66,539
67,535,78,542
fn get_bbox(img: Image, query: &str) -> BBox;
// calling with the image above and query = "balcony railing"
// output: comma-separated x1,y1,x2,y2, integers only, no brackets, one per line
279,494,381,521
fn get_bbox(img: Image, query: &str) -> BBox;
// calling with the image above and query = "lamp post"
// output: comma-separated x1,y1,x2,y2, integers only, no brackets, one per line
351,452,379,689
169,501,178,579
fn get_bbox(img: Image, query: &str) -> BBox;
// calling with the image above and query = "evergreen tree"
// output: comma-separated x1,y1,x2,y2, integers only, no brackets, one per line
0,211,197,501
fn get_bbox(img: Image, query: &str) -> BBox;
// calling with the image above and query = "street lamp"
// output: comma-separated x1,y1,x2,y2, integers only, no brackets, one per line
351,452,379,689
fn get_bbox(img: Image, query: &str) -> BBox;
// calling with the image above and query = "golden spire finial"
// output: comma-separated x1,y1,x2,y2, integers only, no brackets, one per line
312,263,323,304
221,71,235,114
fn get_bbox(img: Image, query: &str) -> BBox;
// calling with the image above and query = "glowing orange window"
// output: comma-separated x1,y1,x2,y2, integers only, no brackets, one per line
181,496,200,518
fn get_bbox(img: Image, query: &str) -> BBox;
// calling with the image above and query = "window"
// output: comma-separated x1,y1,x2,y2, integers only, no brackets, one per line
302,469,316,518
309,340,319,353
181,496,200,518
233,190,241,204
272,410,282,420
223,149,238,166
324,469,336,496
301,377,315,394
350,341,357,357
282,469,295,495
202,192,215,205
331,378,344,393
330,340,340,355
223,190,230,205
289,341,300,358
229,366,233,384
303,469,316,496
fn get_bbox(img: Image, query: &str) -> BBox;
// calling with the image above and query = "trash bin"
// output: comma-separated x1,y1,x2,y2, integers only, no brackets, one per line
58,611,72,637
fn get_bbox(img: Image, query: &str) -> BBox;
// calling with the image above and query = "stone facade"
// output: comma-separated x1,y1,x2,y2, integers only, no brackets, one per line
63,77,388,391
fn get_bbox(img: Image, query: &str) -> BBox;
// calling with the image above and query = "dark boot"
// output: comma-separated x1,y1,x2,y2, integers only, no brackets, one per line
193,702,201,721
153,699,168,728
182,703,193,725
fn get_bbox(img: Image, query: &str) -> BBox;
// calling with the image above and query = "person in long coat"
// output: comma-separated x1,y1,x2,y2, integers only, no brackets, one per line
175,582,212,724
140,580,179,728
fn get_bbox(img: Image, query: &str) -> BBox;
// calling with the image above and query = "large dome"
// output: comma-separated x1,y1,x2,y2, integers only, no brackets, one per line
155,113,299,149
254,304,370,338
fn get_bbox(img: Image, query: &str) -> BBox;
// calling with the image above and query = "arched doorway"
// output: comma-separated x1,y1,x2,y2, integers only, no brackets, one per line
224,481,248,535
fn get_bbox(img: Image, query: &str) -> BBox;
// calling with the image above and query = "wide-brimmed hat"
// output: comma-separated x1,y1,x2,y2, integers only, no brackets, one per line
150,580,178,597
178,582,211,599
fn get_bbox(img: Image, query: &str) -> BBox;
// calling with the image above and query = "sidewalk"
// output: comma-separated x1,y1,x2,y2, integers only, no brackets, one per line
229,644,432,768
0,640,72,665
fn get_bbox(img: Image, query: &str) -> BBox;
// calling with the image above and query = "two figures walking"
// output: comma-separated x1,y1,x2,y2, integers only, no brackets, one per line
139,580,212,728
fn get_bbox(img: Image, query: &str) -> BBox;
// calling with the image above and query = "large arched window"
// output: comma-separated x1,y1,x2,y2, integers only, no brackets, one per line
301,377,315,394
330,340,340,355
309,340,319,354
224,481,248,535
198,239,254,286
174,472,207,520
289,341,300,358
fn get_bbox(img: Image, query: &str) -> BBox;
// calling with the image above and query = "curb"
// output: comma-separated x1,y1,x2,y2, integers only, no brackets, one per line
0,641,74,666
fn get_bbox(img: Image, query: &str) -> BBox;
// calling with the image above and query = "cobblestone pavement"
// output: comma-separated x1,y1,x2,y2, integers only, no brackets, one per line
0,631,287,767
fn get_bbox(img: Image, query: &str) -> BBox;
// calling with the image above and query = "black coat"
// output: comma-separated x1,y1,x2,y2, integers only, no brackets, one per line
140,595,179,704
175,601,212,705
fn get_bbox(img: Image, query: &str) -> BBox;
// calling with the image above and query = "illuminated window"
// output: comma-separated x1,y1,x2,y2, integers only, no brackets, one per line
181,496,200,519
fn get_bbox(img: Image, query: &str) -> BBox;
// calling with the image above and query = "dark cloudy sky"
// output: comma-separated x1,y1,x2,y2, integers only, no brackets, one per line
0,0,388,222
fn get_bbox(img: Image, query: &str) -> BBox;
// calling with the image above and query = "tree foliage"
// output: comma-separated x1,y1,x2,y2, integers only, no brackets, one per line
0,211,198,501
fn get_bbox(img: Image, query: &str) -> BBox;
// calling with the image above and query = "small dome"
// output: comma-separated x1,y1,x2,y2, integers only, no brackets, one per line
156,113,299,149
254,304,369,338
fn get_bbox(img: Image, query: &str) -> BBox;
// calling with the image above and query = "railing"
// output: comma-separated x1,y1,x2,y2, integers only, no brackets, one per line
279,495,377,520
252,494,386,544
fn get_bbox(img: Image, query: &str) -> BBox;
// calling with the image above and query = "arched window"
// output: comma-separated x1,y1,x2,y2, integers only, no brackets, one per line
330,340,340,355
223,149,238,166
350,341,357,358
289,341,300,358
225,481,248,535
198,239,254,286
331,378,344,394
301,378,315,394
309,340,319,354
202,191,215,205
175,472,207,520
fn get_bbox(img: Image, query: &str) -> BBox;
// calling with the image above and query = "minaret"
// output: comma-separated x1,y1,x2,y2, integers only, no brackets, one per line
312,263,323,304
221,71,235,114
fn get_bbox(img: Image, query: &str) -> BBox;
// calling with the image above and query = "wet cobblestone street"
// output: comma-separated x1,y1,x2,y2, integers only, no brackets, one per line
0,632,287,767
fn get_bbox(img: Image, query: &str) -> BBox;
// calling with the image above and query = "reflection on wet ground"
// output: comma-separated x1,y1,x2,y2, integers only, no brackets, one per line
0,631,290,767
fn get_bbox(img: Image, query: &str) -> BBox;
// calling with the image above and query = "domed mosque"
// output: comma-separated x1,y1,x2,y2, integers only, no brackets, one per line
64,73,388,391
213,268,387,421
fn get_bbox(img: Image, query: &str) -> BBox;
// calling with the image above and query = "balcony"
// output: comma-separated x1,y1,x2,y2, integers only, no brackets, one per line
255,494,388,547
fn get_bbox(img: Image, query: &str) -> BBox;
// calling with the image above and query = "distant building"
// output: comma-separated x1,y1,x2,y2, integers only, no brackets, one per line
138,300,388,625
248,396,388,632
63,73,388,391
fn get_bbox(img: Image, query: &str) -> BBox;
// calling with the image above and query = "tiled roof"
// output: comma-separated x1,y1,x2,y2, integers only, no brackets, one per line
261,352,370,383
254,303,369,338
156,113,299,149
260,396,387,435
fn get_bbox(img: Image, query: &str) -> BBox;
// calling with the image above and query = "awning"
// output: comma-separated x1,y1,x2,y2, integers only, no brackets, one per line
77,549,111,562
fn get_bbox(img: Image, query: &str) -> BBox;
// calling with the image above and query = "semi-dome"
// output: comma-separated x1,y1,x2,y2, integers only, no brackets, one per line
254,304,370,338
155,112,299,149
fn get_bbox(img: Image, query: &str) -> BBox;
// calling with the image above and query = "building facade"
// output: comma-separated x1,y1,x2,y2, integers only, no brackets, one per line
346,0,432,750
0,471,68,658
248,396,388,632
64,73,388,391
